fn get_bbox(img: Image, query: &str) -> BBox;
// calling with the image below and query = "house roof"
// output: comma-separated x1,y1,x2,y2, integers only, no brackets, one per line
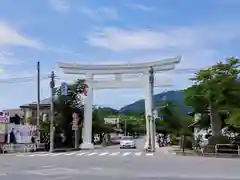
20,98,51,108
2,108,24,117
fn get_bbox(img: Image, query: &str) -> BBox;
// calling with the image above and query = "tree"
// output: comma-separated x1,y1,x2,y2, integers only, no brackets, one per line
54,79,86,147
155,100,193,135
184,57,240,141
92,107,115,143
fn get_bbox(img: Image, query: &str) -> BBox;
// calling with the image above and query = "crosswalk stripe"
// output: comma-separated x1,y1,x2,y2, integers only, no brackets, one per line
99,152,109,156
134,152,142,156
38,153,51,156
146,153,154,156
64,152,77,156
13,151,155,157
50,153,64,156
110,152,120,156
76,152,87,156
122,152,131,156
87,152,97,156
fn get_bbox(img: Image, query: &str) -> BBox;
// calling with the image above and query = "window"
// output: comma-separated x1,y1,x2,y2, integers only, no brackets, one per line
32,110,37,118
121,136,133,140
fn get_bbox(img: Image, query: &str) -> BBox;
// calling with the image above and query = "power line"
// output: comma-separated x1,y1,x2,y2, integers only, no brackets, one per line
0,68,201,84
0,76,49,84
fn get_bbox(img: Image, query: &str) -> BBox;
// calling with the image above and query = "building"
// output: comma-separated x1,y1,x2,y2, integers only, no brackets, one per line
2,108,24,117
19,98,51,119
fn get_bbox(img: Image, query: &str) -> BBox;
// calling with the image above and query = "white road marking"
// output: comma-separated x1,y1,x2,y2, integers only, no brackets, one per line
50,153,64,156
76,152,87,156
87,152,97,156
99,152,108,156
134,152,142,156
122,152,131,156
40,165,56,168
13,151,156,158
99,152,109,156
38,153,51,156
110,152,120,156
146,153,154,156
64,152,77,156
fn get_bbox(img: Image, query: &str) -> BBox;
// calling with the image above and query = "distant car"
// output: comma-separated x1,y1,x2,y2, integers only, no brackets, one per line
120,136,136,149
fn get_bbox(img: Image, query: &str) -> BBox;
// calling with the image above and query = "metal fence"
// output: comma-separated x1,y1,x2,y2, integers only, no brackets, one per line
183,144,240,157
203,144,240,157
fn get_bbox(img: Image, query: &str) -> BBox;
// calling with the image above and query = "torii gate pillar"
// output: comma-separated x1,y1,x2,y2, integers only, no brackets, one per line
81,74,94,149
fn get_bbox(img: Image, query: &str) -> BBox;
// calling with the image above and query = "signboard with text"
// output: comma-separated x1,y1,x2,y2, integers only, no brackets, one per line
72,112,79,130
0,112,10,124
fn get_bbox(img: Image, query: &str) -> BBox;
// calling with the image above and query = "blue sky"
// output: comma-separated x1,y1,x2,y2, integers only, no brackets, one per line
0,0,240,110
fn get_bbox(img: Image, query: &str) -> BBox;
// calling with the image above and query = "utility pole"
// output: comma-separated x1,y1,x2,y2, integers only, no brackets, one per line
49,71,55,153
148,115,152,150
149,66,155,152
36,61,40,146
124,119,127,136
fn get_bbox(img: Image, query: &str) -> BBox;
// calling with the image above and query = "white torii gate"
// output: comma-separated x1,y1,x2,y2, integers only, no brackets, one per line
58,56,181,149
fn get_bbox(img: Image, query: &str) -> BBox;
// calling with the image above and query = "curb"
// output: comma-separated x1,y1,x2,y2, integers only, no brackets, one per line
52,148,80,153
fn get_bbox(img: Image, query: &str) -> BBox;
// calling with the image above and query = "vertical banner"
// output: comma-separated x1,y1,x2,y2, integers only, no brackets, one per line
0,124,6,134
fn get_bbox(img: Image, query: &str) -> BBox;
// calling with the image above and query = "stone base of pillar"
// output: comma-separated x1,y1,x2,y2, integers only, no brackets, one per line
144,139,159,149
144,141,149,149
80,142,94,150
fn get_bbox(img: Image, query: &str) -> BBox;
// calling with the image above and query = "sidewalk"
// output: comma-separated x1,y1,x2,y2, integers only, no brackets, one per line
156,146,199,156
156,146,177,155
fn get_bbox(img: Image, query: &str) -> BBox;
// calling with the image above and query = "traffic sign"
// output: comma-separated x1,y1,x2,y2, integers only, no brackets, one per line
159,114,164,120
72,125,78,131
72,118,78,130
61,82,68,96
72,112,78,119
72,118,78,124
72,113,79,131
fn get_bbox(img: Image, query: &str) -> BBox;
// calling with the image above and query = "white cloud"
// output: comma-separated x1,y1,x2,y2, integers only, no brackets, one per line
49,0,71,13
0,22,41,49
85,22,240,52
0,51,24,65
86,27,197,51
80,7,118,21
127,3,155,11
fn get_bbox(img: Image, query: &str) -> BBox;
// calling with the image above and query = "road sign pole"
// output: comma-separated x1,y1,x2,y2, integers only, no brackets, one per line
72,112,79,148
74,129,78,149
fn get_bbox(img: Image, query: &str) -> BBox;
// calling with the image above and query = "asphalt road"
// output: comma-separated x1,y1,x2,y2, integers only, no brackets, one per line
0,139,240,180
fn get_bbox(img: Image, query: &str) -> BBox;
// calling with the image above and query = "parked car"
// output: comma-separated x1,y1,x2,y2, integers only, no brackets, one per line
120,136,136,149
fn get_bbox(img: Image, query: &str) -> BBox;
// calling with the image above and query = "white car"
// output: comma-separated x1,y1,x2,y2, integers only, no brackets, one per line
120,136,136,149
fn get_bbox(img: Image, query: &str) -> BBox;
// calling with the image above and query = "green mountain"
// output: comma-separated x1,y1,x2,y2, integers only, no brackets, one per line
119,90,192,115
